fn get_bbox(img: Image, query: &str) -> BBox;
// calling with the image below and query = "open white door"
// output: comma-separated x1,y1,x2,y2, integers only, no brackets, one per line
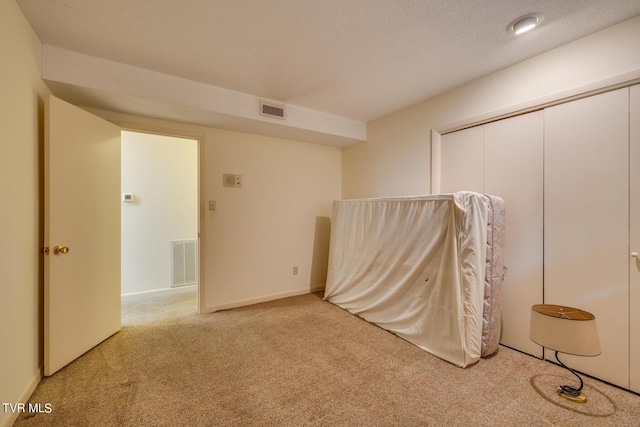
44,95,121,376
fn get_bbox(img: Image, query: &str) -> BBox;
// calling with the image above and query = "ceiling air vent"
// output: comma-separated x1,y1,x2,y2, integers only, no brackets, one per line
260,101,286,120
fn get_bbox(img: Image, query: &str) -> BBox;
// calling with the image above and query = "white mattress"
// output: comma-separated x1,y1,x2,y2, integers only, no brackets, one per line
324,192,504,367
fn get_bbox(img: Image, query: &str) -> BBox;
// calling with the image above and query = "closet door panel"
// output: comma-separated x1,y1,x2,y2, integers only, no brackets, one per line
544,88,629,388
484,111,544,357
440,126,484,193
630,84,640,393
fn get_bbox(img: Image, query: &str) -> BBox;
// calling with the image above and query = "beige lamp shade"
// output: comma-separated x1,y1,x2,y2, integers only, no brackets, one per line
530,304,601,356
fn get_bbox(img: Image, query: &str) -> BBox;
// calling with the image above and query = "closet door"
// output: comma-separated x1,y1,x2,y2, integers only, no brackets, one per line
484,111,544,358
440,112,544,357
544,88,629,388
440,126,484,193
631,84,640,393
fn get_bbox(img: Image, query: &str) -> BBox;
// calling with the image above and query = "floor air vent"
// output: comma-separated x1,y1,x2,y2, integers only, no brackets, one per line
260,101,286,119
170,240,198,287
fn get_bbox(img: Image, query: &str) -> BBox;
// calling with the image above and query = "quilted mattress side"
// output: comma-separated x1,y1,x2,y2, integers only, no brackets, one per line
481,194,506,357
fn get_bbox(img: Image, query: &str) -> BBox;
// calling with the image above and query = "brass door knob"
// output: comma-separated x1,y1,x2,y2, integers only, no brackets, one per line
53,246,70,255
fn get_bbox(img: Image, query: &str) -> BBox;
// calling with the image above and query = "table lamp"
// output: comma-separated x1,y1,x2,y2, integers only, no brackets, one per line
529,304,601,403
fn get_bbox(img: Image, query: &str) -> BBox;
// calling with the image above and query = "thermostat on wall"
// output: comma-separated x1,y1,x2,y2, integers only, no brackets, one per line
223,173,242,188
122,193,134,203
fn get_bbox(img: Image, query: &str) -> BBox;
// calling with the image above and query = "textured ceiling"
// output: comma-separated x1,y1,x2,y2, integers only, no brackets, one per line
16,0,640,122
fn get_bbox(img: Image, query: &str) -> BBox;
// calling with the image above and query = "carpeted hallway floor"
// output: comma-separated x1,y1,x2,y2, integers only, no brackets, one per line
14,288,640,426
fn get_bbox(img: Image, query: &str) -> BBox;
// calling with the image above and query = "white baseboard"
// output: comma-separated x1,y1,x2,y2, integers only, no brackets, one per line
201,286,325,314
121,284,196,301
0,367,42,427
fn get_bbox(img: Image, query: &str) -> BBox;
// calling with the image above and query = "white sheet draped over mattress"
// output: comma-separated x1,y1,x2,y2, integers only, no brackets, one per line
324,192,494,368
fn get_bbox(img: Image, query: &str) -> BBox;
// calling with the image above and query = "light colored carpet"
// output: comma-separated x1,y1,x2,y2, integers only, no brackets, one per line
15,289,640,426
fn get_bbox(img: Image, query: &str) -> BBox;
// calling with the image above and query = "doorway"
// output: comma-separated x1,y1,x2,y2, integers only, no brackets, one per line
120,131,198,304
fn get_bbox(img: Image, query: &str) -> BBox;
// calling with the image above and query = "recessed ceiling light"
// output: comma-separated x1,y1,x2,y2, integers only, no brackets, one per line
507,13,544,35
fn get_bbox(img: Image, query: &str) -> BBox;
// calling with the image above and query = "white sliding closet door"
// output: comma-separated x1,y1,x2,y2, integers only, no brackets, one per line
484,112,544,358
630,84,640,393
440,112,544,357
544,88,629,388
440,126,484,193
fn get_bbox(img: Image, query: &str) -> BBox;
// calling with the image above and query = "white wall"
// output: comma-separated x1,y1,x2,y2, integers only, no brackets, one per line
199,127,341,312
343,15,640,198
0,1,51,426
91,110,342,313
121,131,198,295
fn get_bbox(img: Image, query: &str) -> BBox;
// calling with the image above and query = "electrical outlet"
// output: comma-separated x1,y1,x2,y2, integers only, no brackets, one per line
293,266,298,275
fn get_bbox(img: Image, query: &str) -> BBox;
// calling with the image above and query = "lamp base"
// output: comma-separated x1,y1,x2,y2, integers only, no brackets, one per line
553,352,589,404
557,388,587,403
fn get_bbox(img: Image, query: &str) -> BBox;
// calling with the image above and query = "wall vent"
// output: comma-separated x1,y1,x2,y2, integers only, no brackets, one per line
170,239,198,287
260,101,286,119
